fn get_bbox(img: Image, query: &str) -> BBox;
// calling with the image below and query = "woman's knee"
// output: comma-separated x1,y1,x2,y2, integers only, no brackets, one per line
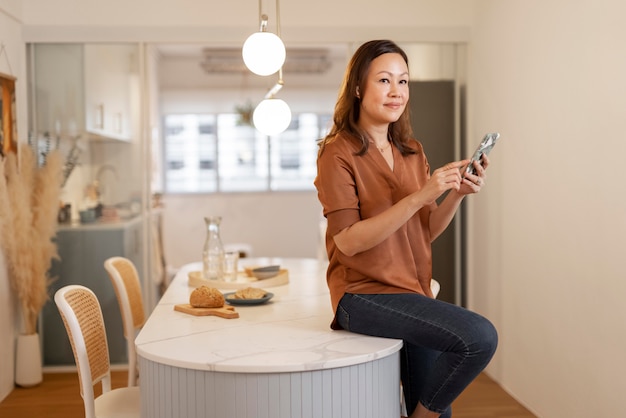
471,316,498,361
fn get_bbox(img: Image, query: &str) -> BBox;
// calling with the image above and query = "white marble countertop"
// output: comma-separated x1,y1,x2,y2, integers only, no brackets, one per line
135,257,402,373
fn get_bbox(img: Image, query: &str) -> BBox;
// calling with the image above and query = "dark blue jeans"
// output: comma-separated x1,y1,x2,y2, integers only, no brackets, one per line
335,292,498,416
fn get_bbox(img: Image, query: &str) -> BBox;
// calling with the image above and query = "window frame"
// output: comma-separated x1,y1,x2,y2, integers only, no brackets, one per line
161,112,330,194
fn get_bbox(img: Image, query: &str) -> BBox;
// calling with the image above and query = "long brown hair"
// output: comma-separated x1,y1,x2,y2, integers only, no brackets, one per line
319,40,417,156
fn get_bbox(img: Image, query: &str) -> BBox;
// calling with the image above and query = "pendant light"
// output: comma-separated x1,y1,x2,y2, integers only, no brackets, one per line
253,68,291,136
245,0,291,136
242,0,286,76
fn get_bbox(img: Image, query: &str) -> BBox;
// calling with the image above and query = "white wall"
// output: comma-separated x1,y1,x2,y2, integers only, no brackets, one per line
161,192,323,269
0,0,27,403
467,1,626,417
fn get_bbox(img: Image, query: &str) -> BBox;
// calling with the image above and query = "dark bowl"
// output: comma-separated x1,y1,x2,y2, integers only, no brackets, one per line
251,265,280,280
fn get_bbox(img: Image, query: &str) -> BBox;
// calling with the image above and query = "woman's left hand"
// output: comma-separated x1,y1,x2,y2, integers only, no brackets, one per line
459,154,489,195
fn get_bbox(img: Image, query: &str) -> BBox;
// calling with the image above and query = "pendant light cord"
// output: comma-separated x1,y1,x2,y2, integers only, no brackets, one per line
275,0,284,83
276,0,281,39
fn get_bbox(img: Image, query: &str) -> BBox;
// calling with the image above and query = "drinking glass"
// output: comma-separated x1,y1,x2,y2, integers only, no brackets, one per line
223,251,239,282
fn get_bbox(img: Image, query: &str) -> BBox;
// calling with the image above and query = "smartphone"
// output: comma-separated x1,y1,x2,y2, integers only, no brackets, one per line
465,132,500,175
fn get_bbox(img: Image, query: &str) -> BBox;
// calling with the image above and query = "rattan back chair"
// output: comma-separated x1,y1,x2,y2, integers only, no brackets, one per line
104,256,146,387
54,285,140,418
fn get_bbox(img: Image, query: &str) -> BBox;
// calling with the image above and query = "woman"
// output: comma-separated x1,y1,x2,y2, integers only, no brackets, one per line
314,40,498,418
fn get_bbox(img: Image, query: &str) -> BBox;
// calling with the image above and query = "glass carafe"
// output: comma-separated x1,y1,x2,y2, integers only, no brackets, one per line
202,216,224,280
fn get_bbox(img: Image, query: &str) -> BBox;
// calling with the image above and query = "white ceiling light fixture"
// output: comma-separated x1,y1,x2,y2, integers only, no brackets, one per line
242,0,286,76
252,74,291,136
253,71,291,136
253,97,291,136
246,0,291,136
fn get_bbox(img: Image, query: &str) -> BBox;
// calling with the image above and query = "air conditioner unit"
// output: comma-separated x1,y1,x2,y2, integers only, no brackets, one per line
200,47,331,74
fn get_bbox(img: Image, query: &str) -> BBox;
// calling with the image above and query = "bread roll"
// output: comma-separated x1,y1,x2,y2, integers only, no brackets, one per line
233,287,267,300
190,286,225,308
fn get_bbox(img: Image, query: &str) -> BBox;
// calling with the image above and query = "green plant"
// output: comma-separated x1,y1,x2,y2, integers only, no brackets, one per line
235,101,255,126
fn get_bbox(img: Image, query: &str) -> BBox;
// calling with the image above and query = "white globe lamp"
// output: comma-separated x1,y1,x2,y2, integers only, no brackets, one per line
242,32,286,76
253,98,292,136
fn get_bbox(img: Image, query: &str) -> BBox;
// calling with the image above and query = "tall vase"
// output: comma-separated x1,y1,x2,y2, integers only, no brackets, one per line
15,333,43,387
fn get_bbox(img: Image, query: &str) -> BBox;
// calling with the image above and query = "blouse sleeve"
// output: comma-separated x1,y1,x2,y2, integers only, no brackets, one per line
314,143,361,237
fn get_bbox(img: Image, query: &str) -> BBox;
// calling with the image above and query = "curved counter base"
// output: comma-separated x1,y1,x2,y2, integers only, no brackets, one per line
139,351,400,418
137,258,404,417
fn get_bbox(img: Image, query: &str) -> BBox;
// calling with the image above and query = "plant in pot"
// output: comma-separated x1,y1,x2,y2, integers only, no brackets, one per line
0,143,63,387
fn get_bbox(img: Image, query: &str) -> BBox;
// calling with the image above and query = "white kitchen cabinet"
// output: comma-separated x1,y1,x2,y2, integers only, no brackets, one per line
30,43,139,143
31,44,85,140
84,44,138,141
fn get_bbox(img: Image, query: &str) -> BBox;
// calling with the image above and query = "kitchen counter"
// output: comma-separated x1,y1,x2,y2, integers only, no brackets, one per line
57,214,143,231
136,257,402,418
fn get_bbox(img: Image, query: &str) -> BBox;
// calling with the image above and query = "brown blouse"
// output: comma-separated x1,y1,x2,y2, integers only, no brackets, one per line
314,132,436,328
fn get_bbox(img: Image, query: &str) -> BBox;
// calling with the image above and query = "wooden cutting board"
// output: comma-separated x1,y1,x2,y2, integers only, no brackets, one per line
187,269,289,290
174,304,239,319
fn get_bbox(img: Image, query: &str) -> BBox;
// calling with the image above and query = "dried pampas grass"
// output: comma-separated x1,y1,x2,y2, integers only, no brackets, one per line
0,144,63,334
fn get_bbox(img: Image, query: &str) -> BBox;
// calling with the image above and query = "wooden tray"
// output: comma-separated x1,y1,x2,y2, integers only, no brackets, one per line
188,269,289,289
174,304,239,319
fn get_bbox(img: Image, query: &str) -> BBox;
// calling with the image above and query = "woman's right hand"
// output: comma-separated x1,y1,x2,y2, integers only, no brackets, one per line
418,160,469,205
334,160,468,256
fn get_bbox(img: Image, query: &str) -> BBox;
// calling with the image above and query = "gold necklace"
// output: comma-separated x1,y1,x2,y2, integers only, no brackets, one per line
375,141,391,153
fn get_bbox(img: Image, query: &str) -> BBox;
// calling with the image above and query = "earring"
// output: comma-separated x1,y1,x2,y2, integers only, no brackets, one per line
355,87,360,98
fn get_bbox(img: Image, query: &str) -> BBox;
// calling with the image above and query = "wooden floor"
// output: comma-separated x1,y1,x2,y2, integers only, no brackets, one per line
452,374,537,418
0,371,535,418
